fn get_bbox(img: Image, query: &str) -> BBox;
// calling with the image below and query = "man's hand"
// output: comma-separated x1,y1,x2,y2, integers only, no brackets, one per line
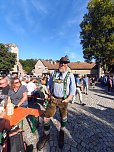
62,99,69,103
62,95,74,103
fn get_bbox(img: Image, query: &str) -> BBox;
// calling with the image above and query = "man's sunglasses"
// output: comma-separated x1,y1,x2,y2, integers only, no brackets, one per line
60,62,68,64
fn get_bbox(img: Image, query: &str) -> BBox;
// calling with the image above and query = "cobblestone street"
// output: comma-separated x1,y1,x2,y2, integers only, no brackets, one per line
24,83,114,152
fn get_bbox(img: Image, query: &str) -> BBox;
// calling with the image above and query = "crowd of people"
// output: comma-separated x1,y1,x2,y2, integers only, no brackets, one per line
0,56,114,151
100,75,114,93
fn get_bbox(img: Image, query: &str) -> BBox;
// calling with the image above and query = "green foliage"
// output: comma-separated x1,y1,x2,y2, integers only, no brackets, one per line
19,59,37,74
0,43,16,71
80,0,114,70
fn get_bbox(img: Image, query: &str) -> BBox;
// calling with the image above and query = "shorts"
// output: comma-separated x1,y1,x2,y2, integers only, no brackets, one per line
45,98,68,118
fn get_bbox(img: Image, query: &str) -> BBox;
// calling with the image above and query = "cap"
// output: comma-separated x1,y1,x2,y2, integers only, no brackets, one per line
59,56,70,64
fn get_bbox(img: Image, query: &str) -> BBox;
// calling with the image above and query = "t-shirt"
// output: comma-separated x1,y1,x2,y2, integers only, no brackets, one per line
0,85,10,102
27,82,37,96
8,85,28,107
83,77,89,85
75,78,81,85
1,85,10,95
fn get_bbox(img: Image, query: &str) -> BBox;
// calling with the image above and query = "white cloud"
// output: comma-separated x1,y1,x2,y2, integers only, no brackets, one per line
5,14,26,35
67,13,85,27
67,0,89,27
42,31,65,42
2,0,34,34
51,31,64,39
31,0,48,15
67,18,79,26
5,0,48,31
18,0,48,30
20,0,35,27
65,49,77,60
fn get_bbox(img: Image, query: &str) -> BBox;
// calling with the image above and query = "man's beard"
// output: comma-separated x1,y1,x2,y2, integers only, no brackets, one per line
59,67,67,73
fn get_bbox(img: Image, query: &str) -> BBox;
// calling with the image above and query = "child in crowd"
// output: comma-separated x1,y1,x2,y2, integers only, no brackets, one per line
40,77,49,99
40,77,49,108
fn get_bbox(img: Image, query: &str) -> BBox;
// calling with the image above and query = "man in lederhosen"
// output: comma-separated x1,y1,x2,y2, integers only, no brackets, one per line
37,56,76,150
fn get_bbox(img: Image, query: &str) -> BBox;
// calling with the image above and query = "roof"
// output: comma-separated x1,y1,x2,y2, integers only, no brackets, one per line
40,60,97,70
68,62,97,70
41,60,59,70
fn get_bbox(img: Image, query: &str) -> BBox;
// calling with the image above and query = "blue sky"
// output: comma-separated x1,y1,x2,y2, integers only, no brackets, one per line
0,0,89,62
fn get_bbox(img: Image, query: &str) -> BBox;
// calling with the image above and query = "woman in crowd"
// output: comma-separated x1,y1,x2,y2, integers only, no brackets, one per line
8,77,28,107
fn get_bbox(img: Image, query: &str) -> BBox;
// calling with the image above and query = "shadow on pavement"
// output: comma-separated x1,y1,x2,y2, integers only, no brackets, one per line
66,104,114,152
94,94,114,100
81,105,114,125
89,83,114,96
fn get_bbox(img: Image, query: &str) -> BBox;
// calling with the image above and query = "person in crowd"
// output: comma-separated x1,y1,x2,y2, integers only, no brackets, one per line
75,74,85,105
27,78,37,105
8,77,28,107
0,76,10,103
39,77,49,109
37,56,76,150
103,75,107,86
107,75,112,93
83,74,89,95
40,77,49,99
21,77,27,87
11,73,18,78
31,77,49,110
92,76,96,88
112,75,114,89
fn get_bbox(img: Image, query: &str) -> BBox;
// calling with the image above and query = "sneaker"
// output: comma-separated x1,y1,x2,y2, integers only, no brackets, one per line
36,134,49,151
58,129,64,149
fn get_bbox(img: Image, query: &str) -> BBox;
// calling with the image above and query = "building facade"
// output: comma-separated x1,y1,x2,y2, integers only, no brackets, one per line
34,59,100,77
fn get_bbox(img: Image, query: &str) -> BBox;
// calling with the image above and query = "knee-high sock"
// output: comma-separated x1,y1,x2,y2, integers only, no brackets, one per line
61,116,67,130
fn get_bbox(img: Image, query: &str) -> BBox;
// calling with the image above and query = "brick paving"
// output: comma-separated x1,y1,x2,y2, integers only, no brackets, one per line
23,83,114,152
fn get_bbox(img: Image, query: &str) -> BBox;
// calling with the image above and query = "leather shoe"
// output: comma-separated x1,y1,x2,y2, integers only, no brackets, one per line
36,134,49,151
58,129,64,149
81,103,86,106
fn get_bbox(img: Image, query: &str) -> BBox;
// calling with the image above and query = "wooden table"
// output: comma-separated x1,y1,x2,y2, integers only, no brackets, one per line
4,107,44,127
0,107,44,152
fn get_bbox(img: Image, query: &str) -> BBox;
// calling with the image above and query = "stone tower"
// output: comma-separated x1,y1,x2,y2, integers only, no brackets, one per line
5,43,19,61
5,44,25,76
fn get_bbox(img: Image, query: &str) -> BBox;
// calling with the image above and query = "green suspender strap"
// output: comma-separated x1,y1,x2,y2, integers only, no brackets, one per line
52,71,70,99
63,71,70,99
0,132,3,144
52,70,57,95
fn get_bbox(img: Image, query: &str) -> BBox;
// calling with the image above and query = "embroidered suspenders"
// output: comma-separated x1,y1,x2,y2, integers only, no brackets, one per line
52,71,70,99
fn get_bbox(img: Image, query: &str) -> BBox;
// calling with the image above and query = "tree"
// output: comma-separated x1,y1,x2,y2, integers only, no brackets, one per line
80,0,114,72
19,59,37,74
0,43,16,71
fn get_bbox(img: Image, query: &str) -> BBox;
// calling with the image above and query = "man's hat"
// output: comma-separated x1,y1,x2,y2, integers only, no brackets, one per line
59,56,70,64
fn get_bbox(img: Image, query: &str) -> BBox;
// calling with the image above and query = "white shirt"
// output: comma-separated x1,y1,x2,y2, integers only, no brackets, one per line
27,82,37,96
21,81,27,87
